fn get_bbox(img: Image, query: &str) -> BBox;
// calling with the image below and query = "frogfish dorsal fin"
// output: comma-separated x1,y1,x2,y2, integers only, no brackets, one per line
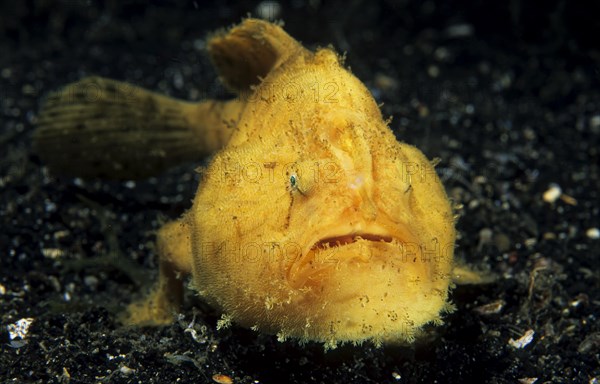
207,18,308,93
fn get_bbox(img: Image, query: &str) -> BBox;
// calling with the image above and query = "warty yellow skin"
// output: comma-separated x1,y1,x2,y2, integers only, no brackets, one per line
34,19,467,348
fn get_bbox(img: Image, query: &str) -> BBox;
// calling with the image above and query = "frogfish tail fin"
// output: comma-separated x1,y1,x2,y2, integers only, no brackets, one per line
33,76,242,180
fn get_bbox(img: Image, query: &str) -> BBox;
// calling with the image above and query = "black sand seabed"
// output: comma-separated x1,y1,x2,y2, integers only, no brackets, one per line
1,1,599,383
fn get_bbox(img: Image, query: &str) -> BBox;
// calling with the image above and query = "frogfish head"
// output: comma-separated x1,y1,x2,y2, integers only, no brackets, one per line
191,50,456,347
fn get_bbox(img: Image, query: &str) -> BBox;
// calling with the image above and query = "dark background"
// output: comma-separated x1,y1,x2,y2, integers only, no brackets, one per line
1,0,599,383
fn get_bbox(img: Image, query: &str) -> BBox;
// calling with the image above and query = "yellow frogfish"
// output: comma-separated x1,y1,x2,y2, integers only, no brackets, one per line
33,19,481,348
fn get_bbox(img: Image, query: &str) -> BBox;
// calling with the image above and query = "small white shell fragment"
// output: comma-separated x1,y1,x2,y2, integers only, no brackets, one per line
119,366,136,375
7,317,34,340
542,184,562,203
508,329,535,349
42,248,64,259
586,228,600,239
518,378,538,384
473,300,505,315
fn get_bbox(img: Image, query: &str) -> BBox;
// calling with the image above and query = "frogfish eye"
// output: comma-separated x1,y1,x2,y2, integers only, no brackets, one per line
289,174,298,189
